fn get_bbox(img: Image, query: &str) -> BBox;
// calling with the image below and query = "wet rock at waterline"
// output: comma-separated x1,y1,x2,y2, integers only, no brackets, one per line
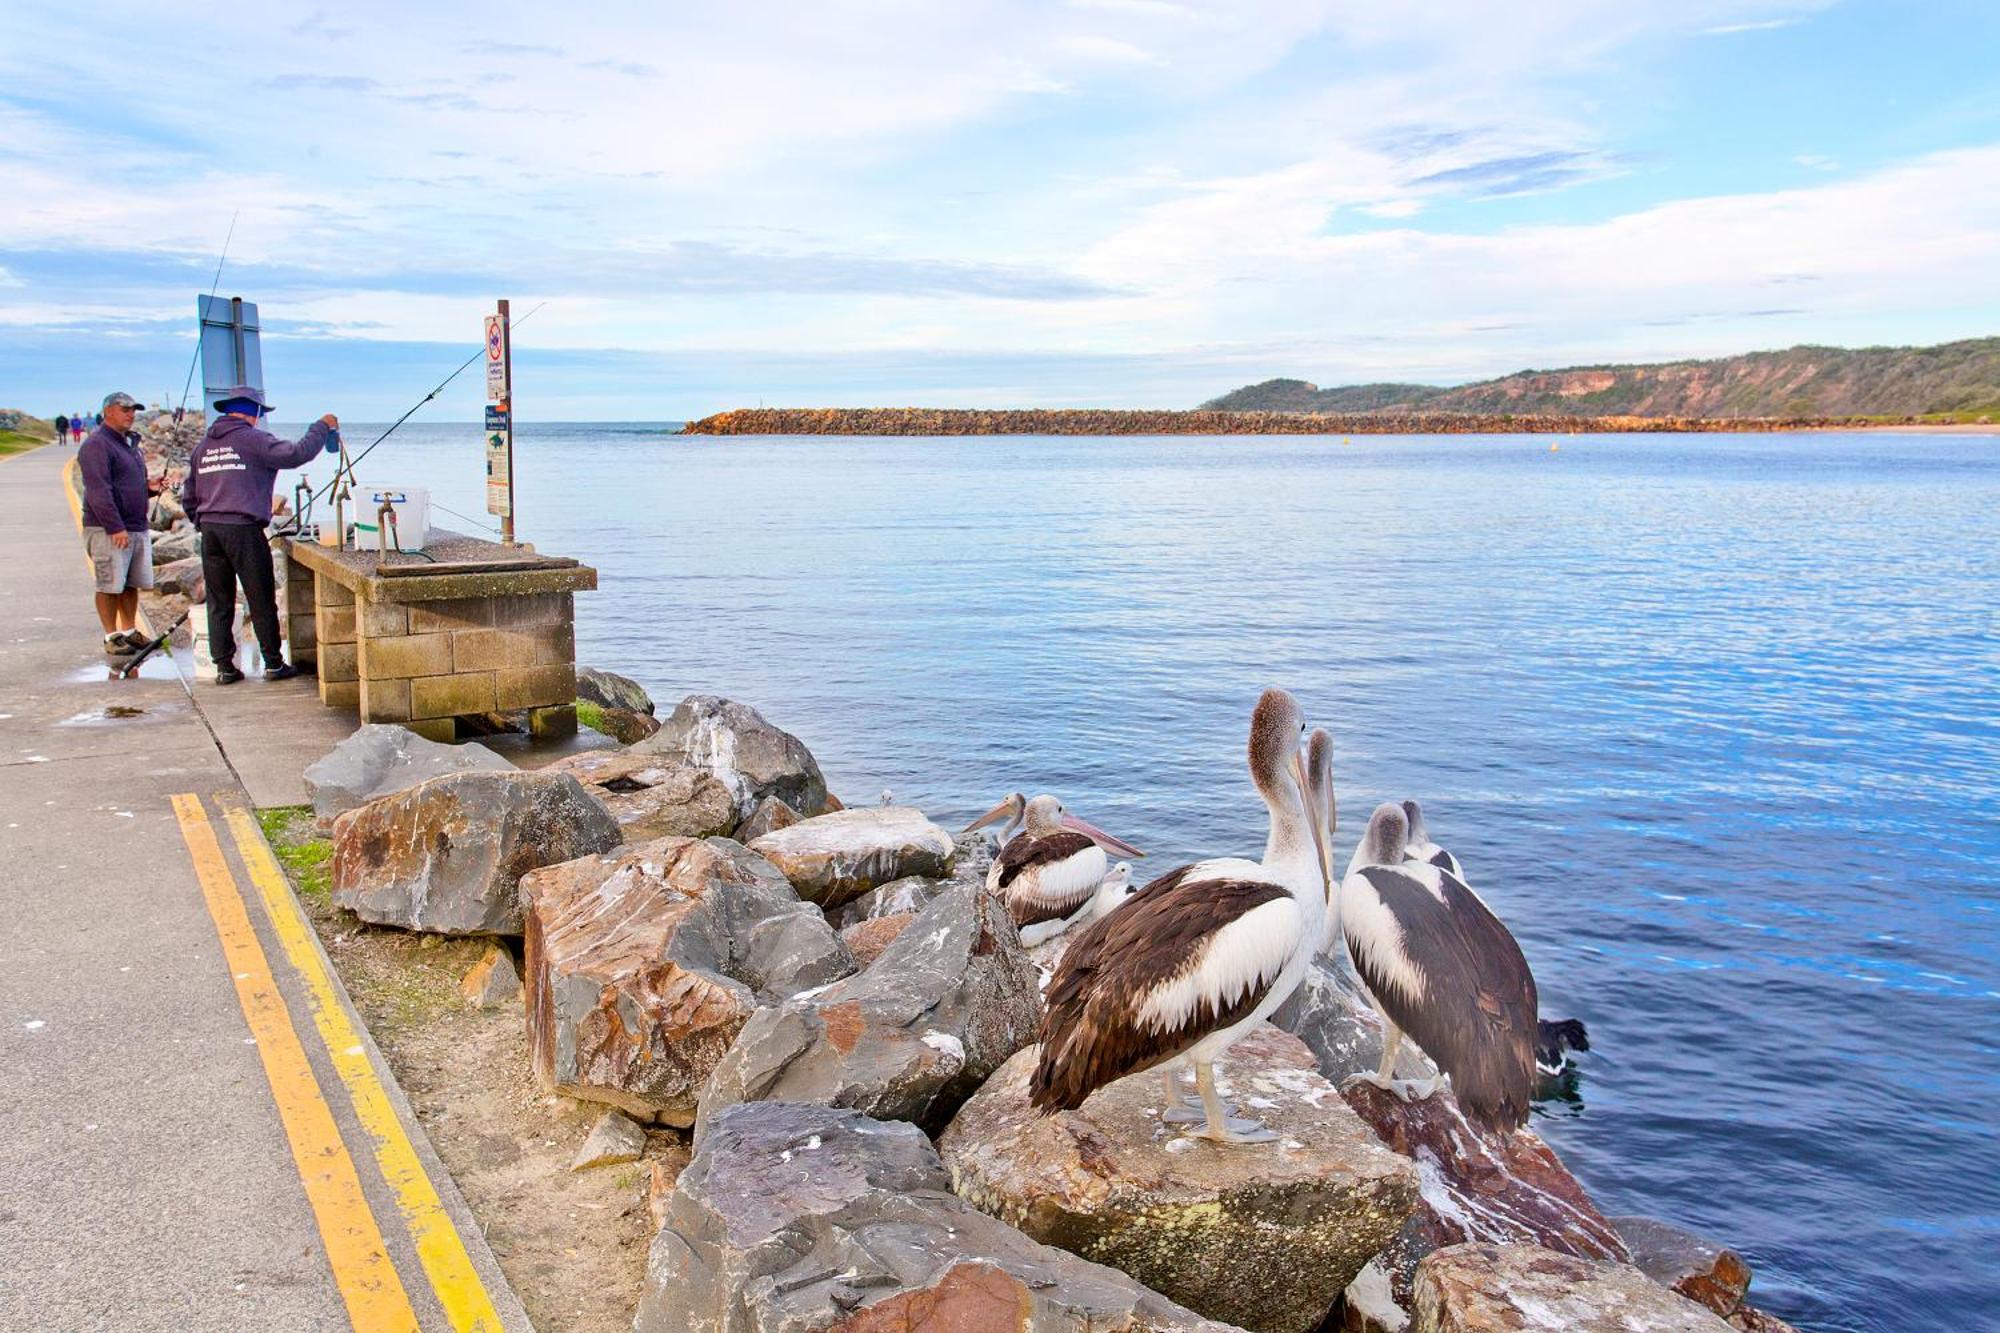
733,793,801,844
695,882,1039,1139
634,1102,1237,1333
642,693,829,819
304,723,515,825
576,666,654,716
1413,1243,1735,1333
939,1025,1418,1333
542,749,738,842
330,770,619,936
1338,1078,1628,1316
747,806,955,908
520,836,854,1125
1612,1216,1754,1319
588,705,660,745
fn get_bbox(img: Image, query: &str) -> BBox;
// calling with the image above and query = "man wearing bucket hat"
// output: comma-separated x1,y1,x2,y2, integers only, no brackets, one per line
182,386,339,685
78,391,154,654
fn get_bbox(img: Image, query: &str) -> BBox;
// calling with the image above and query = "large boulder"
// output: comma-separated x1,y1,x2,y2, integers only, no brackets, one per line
588,705,661,745
747,806,955,909
520,836,855,1125
1274,956,1389,1082
1612,1216,1753,1319
148,492,185,532
303,723,515,825
576,666,654,716
543,748,737,842
635,1101,1236,1333
1413,1243,1735,1333
696,882,1040,1139
151,525,196,564
329,770,620,935
1337,1079,1628,1320
832,874,938,929
641,694,829,818
733,794,800,844
940,1025,1418,1333
154,556,203,597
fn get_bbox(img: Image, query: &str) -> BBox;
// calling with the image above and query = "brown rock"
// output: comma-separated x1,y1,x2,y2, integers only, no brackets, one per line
747,806,955,908
1341,1077,1628,1315
1612,1216,1752,1317
544,748,738,842
592,705,661,745
329,769,620,935
734,793,801,843
1414,1243,1734,1333
459,945,522,1008
939,1026,1420,1333
520,836,854,1124
1729,1308,1802,1333
839,911,917,968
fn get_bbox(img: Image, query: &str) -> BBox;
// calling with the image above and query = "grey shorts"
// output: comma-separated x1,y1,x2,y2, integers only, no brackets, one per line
83,526,154,594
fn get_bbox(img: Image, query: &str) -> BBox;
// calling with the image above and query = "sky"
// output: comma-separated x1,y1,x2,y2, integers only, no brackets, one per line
3,0,1998,419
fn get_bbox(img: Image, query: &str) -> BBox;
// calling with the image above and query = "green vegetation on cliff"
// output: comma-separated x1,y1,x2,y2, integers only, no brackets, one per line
1203,337,2000,419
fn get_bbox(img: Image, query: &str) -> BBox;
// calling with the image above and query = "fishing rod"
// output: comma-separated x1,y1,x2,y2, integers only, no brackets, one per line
176,212,239,416
307,300,547,509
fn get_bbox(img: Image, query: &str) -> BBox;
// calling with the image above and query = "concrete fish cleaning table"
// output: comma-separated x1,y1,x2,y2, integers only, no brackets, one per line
279,530,596,742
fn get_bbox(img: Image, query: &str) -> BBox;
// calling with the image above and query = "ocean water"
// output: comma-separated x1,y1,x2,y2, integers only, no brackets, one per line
311,423,1999,1331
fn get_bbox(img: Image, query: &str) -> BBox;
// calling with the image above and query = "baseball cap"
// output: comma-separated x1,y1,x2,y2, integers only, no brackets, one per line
102,391,144,411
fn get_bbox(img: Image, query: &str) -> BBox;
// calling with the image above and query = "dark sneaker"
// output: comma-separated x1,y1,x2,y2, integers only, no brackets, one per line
115,630,153,653
265,661,302,682
215,667,245,686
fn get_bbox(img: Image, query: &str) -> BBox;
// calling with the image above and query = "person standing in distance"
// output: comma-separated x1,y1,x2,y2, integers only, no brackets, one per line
182,386,338,684
77,392,154,653
53,412,70,444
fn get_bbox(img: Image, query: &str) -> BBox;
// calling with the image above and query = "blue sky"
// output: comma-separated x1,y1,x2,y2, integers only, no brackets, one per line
3,0,1997,419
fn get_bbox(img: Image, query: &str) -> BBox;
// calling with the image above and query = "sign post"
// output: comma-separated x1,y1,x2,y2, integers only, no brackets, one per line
484,300,516,544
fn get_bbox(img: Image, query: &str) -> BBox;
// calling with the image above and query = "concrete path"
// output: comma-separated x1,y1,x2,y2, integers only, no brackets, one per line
0,444,531,1331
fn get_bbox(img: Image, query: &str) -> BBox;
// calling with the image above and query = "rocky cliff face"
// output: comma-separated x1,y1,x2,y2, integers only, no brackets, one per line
1202,336,2000,419
681,407,1847,436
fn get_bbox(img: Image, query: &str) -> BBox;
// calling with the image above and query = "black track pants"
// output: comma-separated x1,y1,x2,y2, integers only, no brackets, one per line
199,522,283,669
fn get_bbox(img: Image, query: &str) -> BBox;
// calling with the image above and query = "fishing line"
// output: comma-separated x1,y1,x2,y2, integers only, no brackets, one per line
307,300,547,507
176,212,239,415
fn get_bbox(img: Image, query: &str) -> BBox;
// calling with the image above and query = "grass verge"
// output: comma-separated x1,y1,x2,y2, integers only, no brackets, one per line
256,804,333,904
0,429,51,459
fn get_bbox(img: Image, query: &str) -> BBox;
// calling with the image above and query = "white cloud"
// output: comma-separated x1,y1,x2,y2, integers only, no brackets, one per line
1704,17,1806,35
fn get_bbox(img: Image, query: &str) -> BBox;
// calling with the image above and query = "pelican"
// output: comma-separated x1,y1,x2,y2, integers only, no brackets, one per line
1031,689,1332,1145
966,793,1144,942
1340,803,1537,1133
965,791,1027,844
1400,799,1464,881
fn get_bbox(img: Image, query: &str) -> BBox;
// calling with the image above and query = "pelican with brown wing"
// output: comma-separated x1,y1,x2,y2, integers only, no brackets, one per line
966,793,1145,946
1339,801,1539,1134
1029,688,1333,1145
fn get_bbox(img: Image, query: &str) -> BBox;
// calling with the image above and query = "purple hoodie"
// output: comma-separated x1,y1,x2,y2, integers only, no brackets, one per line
78,423,150,534
183,416,331,527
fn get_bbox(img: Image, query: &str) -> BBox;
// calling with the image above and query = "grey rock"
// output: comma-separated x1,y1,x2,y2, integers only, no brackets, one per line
746,806,955,909
459,944,522,1009
303,723,515,825
154,556,203,597
732,793,800,844
520,836,855,1124
833,874,940,929
576,666,655,716
151,526,196,564
640,694,828,819
695,882,1040,1140
941,1026,1420,1333
542,748,739,843
635,1101,1236,1333
147,492,185,532
329,769,621,935
1415,1243,1735,1333
1274,955,1390,1083
570,1110,648,1171
1611,1217,1753,1318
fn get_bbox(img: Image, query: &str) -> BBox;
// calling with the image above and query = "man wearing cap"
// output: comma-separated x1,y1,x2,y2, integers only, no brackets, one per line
182,386,338,684
77,392,154,653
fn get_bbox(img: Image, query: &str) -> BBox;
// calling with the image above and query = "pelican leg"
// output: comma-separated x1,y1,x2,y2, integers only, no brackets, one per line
1162,1063,1236,1124
1344,1024,1432,1101
1191,1061,1278,1145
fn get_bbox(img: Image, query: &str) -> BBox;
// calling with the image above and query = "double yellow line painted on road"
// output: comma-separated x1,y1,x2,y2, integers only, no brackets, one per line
170,793,504,1331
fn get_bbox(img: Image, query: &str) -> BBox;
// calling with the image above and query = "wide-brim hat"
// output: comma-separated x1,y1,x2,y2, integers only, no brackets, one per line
214,384,272,412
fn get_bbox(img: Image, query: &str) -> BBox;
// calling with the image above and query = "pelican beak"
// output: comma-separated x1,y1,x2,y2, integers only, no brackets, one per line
1291,749,1333,907
963,797,1018,834
1059,813,1145,858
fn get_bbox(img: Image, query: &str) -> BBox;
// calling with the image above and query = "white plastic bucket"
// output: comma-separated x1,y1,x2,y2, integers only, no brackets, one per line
352,486,430,552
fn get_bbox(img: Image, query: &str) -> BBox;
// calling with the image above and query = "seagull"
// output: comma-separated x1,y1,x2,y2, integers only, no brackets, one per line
966,793,1144,944
1339,802,1538,1133
1031,689,1332,1145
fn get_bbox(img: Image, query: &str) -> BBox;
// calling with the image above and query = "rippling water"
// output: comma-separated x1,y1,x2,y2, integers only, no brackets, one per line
325,424,1999,1331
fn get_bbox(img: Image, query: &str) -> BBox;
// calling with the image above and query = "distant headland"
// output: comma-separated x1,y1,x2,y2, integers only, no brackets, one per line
681,336,1999,436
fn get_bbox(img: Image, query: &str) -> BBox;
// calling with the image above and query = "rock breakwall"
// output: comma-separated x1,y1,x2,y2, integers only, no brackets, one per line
680,406,1868,436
